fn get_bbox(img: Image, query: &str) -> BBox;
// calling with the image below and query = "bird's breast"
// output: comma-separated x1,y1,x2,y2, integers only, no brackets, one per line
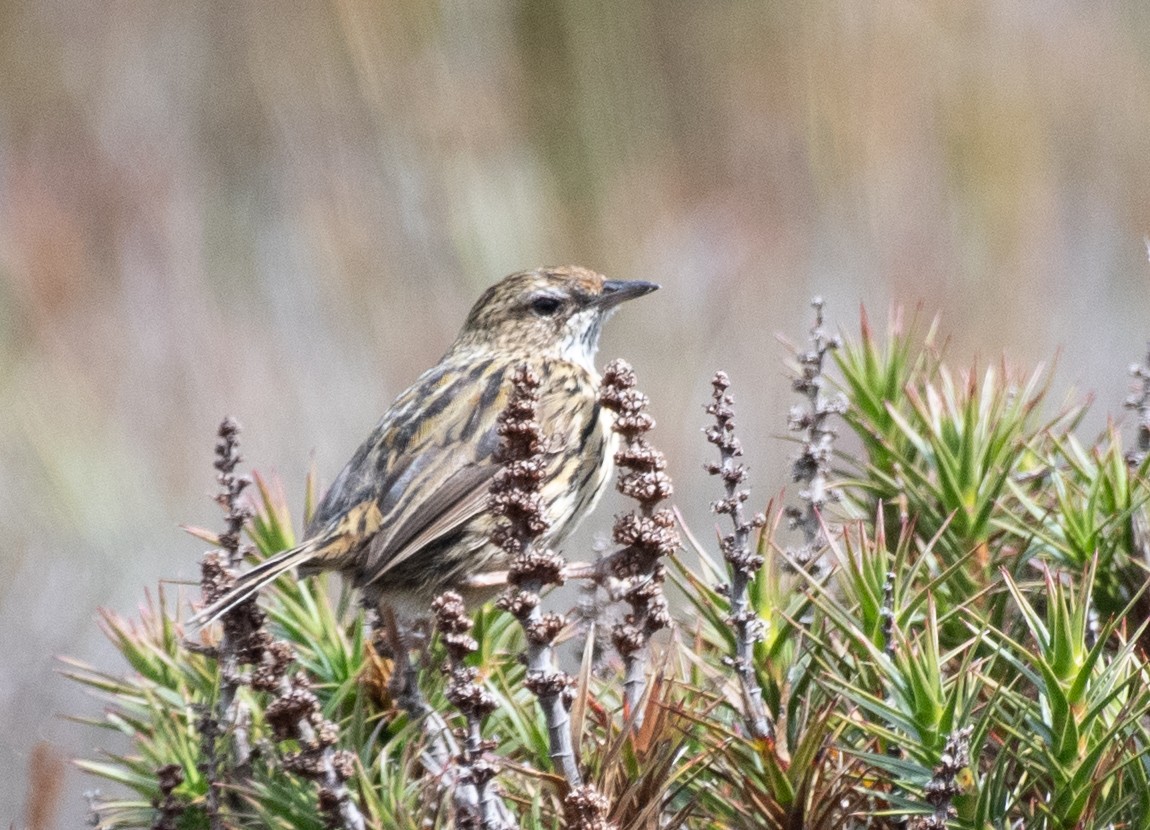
535,362,616,545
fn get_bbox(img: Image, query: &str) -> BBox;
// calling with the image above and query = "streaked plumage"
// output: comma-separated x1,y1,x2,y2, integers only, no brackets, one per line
192,266,657,628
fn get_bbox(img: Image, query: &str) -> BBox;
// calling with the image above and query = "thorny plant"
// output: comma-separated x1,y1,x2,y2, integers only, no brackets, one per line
70,302,1150,830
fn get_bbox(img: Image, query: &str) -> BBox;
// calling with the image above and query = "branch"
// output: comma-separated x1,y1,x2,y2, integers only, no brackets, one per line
433,592,517,830
197,417,257,829
491,364,580,785
491,364,616,830
1124,343,1150,469
197,418,364,830
599,359,677,727
258,642,365,830
784,297,846,575
907,726,973,830
703,371,773,744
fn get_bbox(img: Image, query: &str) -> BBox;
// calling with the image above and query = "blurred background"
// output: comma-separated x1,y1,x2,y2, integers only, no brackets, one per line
2,1,1149,825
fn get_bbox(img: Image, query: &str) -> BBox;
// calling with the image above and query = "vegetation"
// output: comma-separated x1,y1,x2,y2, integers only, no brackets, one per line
68,305,1150,829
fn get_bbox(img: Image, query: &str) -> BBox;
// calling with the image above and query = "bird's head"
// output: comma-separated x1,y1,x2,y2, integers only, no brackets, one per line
456,266,658,368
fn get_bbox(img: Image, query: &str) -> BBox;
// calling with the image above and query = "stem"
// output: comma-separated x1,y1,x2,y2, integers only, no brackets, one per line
599,360,676,730
785,298,845,573
432,591,517,830
526,615,581,785
262,660,366,830
491,365,582,788
705,372,773,743
492,364,615,830
1125,343,1150,468
198,418,257,829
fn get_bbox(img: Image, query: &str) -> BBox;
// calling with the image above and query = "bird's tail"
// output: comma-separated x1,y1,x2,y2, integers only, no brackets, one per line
188,539,321,628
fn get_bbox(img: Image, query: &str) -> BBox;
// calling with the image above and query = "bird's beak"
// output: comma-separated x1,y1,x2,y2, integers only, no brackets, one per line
596,279,660,309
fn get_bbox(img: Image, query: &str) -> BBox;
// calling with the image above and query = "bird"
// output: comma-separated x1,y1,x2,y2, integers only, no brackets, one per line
191,266,657,667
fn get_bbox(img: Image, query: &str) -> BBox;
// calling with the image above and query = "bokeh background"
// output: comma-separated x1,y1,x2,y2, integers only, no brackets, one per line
3,1,1149,825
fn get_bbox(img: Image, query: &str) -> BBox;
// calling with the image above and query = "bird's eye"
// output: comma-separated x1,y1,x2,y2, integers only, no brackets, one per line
530,295,563,316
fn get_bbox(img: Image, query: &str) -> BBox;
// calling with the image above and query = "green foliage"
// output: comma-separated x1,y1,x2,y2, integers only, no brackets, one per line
1007,430,1150,618
72,308,1150,829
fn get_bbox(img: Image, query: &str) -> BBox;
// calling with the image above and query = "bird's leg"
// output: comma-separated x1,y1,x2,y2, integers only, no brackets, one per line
465,557,630,595
561,561,596,580
398,625,430,718
564,550,629,581
564,556,630,601
378,609,462,783
380,608,430,718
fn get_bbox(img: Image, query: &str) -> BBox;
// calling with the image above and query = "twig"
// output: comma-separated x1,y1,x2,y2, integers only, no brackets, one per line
1124,344,1150,469
214,418,253,571
784,298,846,575
197,417,257,828
598,359,677,727
197,418,364,830
492,364,616,830
879,571,902,761
880,572,896,660
83,789,102,828
704,371,773,743
907,726,973,829
492,364,581,786
1121,345,1150,639
257,642,365,830
433,592,517,830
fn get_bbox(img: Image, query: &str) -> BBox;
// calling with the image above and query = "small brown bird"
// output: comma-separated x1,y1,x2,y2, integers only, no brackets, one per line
192,266,657,636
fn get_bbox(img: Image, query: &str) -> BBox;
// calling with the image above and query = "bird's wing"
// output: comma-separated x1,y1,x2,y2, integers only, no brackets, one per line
308,355,597,584
363,461,499,583
306,355,512,579
191,356,600,627
368,374,601,580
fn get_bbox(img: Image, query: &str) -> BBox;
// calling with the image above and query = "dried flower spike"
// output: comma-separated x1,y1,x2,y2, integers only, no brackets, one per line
704,371,773,743
493,364,582,789
1124,343,1150,468
195,419,364,830
784,297,846,574
600,359,678,724
565,784,617,830
908,726,973,830
432,591,514,830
